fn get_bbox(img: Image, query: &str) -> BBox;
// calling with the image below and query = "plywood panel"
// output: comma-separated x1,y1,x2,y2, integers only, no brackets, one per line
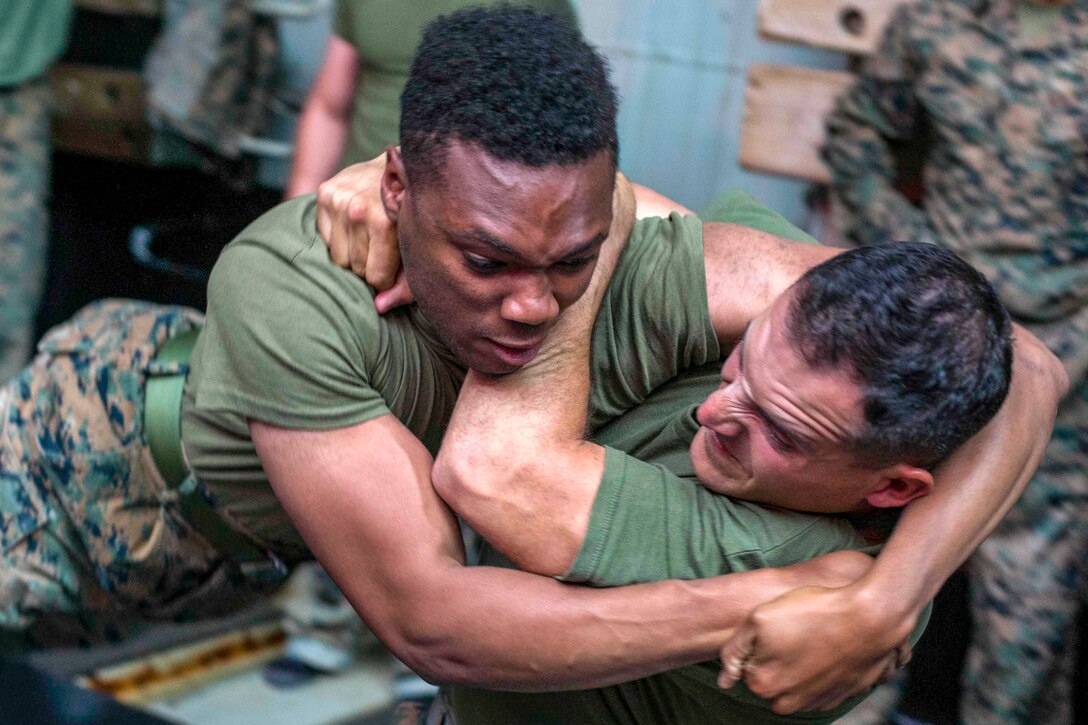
51,64,151,163
740,63,854,183
758,0,914,55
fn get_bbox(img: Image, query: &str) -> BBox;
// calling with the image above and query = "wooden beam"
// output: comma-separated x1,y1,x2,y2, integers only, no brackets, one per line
739,63,855,184
75,0,162,16
757,0,915,55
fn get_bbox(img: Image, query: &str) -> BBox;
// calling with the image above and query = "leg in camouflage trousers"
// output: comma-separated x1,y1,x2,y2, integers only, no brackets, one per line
0,79,52,384
0,300,265,651
962,380,1088,725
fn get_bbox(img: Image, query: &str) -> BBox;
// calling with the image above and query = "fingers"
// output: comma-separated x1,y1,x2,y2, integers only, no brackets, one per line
895,639,912,670
346,193,374,279
316,164,402,290
365,221,400,291
374,272,414,314
316,179,367,269
316,200,341,265
717,625,756,689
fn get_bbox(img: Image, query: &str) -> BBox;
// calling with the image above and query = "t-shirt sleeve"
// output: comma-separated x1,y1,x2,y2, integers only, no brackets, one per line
588,214,720,428
539,0,579,26
698,189,818,244
562,447,868,586
192,198,390,430
332,1,353,42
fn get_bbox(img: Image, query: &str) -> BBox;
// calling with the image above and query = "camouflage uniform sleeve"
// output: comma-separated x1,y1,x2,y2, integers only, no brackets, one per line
822,2,934,246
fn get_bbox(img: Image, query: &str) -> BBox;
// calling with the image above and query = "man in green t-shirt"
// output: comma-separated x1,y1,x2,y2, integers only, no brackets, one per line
430,241,1012,723
0,4,875,676
0,6,1066,713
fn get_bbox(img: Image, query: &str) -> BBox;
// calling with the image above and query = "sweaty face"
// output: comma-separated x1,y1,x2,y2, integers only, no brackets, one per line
689,291,884,513
397,141,615,375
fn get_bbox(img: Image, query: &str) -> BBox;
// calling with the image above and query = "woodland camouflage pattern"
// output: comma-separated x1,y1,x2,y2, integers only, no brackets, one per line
823,1,1088,722
0,301,264,650
0,80,50,383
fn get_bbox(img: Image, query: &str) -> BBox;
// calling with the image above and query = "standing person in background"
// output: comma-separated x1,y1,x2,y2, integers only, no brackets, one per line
823,1,1088,722
0,0,72,382
283,0,576,201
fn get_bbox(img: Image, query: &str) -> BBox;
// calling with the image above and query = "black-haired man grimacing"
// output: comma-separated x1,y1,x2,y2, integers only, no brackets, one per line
433,241,1014,723
0,5,1065,716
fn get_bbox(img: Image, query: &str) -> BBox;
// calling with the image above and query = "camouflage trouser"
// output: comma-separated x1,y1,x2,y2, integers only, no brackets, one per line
962,379,1088,725
0,78,51,384
0,300,267,651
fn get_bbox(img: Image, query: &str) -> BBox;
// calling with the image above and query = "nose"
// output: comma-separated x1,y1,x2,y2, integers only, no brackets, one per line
501,273,559,327
697,384,745,438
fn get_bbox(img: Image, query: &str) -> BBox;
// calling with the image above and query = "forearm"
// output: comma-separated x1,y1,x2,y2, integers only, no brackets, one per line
846,328,1066,631
394,558,802,690
434,369,603,574
285,37,358,199
285,100,351,198
256,416,787,690
435,175,636,573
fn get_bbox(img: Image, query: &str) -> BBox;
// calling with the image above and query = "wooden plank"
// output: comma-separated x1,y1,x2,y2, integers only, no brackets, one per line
739,64,855,184
75,0,162,16
757,0,915,55
79,621,287,705
50,63,151,163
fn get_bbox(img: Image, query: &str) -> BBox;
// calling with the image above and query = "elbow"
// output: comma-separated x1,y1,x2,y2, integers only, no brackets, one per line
383,616,462,685
379,596,496,687
432,448,505,518
431,451,474,514
1016,329,1070,403
1052,355,1071,400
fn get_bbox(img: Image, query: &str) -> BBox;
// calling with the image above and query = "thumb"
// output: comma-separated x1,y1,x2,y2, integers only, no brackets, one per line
375,272,414,314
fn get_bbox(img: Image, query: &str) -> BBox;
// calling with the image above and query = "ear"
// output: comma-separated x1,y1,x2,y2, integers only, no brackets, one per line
864,464,934,509
381,145,408,223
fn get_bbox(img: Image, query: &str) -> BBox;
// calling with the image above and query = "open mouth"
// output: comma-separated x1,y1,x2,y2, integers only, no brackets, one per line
486,338,543,368
704,428,743,471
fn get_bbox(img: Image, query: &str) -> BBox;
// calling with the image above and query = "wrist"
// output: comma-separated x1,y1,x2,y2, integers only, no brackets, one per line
841,578,919,645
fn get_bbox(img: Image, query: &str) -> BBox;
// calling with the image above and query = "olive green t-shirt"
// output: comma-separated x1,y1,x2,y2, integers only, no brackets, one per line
450,366,926,725
181,198,716,560
0,0,72,86
332,0,577,166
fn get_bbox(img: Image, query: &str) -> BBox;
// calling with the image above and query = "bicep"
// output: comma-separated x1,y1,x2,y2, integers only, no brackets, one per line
252,415,463,643
702,222,839,347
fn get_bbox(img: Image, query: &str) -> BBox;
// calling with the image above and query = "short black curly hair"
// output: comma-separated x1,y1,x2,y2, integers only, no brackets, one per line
399,5,619,186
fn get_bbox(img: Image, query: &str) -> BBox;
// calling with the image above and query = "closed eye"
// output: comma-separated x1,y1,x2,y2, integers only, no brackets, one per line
764,423,798,454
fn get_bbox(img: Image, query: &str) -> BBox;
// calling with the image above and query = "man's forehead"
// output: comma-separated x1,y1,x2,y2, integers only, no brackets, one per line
421,140,615,255
742,296,865,447
437,138,614,185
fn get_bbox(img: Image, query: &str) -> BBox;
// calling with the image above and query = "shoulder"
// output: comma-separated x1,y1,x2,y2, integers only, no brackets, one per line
622,213,705,266
206,196,382,360
744,505,869,568
211,196,373,306
607,213,707,308
700,189,816,243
